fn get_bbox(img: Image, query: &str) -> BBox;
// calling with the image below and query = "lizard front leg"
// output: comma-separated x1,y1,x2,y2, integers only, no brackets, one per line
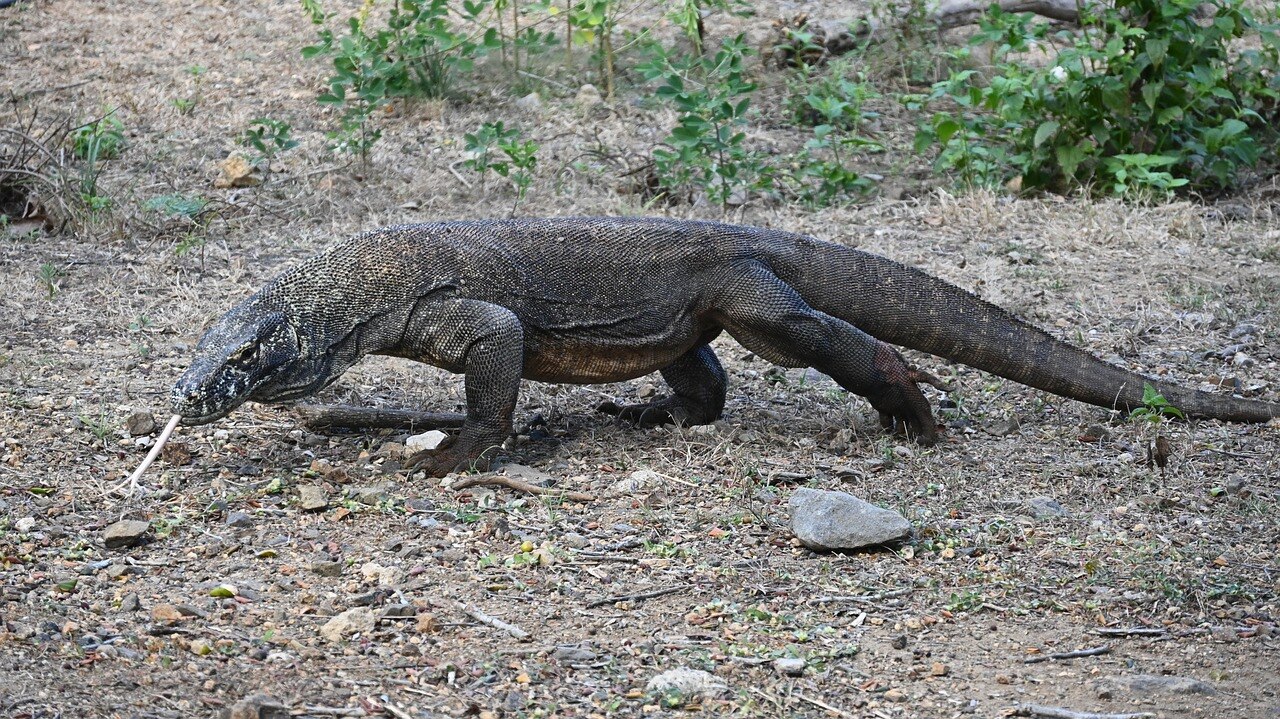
399,299,524,477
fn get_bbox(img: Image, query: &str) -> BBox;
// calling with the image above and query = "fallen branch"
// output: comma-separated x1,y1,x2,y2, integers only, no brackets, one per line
586,585,688,609
1014,704,1156,719
1023,645,1110,664
795,692,855,718
296,404,465,432
769,0,1088,66
106,413,181,498
1094,627,1168,637
459,602,531,641
452,473,595,503
811,588,912,604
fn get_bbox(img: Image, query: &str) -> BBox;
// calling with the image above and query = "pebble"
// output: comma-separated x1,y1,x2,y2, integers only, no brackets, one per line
125,411,156,436
406,430,448,453
310,560,344,577
119,593,140,613
789,488,911,551
552,645,598,663
319,606,376,643
1025,496,1071,519
773,657,805,676
103,519,151,550
349,483,392,505
646,668,728,703
15,516,35,533
297,485,328,512
225,511,253,528
608,469,662,497
515,92,542,111
222,692,289,719
575,83,604,108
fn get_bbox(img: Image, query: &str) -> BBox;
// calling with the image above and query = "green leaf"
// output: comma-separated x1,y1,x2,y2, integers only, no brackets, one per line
935,118,961,145
209,584,238,598
1146,37,1168,66
1033,121,1059,148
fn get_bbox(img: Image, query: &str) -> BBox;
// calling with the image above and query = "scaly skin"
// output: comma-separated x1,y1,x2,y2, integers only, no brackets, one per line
172,218,1278,476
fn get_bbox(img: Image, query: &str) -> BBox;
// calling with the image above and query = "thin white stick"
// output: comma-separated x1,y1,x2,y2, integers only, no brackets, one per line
106,414,181,497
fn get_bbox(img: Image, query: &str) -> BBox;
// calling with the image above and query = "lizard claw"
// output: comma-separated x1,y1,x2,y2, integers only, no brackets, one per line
404,436,502,478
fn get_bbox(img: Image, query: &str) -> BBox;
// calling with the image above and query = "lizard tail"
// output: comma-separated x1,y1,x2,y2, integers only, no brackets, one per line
781,240,1278,423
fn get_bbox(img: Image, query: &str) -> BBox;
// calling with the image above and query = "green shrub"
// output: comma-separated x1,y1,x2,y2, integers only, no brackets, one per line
463,121,539,209
301,0,501,160
910,0,1280,196
638,35,767,207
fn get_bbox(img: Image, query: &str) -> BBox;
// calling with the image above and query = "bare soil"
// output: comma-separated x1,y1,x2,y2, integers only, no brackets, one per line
1,1,1278,718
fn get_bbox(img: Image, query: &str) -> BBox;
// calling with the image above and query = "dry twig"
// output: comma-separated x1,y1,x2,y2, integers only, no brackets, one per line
1014,704,1155,719
459,602,531,641
452,473,595,502
1023,645,1110,664
586,585,688,609
106,414,181,498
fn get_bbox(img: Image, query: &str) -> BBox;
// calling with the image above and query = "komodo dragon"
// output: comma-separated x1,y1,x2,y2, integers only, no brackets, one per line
172,217,1277,475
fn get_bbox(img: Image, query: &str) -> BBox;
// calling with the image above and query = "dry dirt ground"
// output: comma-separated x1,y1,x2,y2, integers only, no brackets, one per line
1,1,1279,718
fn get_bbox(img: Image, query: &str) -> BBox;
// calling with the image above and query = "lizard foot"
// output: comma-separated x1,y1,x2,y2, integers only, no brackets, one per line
867,345,942,446
404,436,501,478
597,398,711,427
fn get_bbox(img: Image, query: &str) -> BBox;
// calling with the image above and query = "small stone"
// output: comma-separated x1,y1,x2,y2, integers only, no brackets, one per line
891,635,908,650
15,516,35,533
500,463,554,487
773,657,805,676
930,662,949,676
415,612,440,634
406,430,449,453
1025,496,1071,519
1081,423,1110,442
1232,351,1254,367
125,411,156,436
310,560,344,577
297,485,328,512
119,593,140,613
151,603,184,623
103,520,151,549
788,488,911,551
884,688,907,702
225,511,253,528
646,668,728,703
222,693,289,719
189,638,213,655
574,83,604,108
552,645,598,663
350,483,392,506
515,92,542,111
214,154,263,188
360,561,403,586
320,606,377,643
608,469,662,497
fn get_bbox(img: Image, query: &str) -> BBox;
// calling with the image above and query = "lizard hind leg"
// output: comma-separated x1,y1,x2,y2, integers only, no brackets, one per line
714,262,941,445
598,344,727,426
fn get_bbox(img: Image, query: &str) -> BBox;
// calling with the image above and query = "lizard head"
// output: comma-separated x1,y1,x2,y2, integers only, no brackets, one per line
171,304,317,425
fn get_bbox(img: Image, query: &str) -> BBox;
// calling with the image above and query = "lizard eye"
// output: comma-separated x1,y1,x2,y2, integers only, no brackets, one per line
228,341,259,365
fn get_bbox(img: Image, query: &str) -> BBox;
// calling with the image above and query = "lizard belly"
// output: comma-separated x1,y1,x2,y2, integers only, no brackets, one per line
519,312,713,383
522,341,697,383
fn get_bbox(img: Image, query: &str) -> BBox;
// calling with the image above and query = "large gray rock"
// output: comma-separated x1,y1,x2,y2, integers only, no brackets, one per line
1094,674,1216,698
789,488,911,551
